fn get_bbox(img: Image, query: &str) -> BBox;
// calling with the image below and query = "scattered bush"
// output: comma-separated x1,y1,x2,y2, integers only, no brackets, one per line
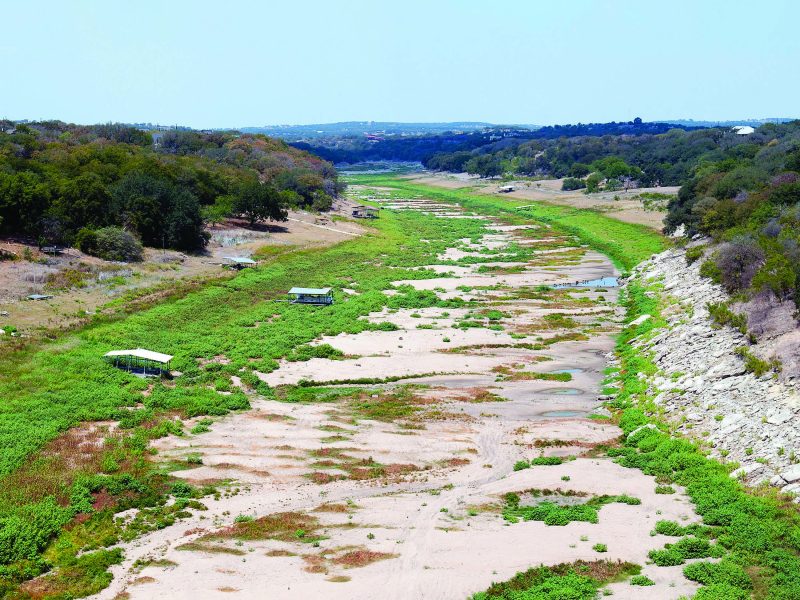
685,245,706,265
707,302,747,334
715,236,766,293
561,177,586,191
630,575,655,586
734,346,780,377
92,227,144,262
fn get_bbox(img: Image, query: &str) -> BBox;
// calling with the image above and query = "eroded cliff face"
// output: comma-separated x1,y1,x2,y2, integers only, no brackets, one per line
615,247,800,495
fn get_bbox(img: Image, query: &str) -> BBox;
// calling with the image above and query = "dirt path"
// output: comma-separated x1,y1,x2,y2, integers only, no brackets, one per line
91,189,700,600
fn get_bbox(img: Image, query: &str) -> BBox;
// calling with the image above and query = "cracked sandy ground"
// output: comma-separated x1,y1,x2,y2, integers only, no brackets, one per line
94,195,702,600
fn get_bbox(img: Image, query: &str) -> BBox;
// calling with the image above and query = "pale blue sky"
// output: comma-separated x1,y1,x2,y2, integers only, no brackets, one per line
2,0,798,128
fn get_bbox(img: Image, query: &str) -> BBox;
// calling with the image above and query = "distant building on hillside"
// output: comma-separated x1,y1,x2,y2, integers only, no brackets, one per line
732,125,756,135
498,185,515,193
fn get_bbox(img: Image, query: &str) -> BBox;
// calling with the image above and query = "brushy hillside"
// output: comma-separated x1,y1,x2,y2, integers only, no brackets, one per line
666,121,800,306
291,119,702,174
0,121,341,252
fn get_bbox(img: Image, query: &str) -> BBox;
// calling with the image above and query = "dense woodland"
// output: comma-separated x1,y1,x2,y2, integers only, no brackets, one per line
665,121,800,305
0,121,341,255
292,120,699,170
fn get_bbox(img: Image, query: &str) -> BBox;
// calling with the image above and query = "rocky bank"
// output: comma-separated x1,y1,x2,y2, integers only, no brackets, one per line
617,246,800,495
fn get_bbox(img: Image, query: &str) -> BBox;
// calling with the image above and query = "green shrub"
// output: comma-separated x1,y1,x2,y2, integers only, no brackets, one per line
648,548,684,566
93,227,144,262
592,543,607,553
562,177,586,191
630,575,655,586
683,559,751,589
699,258,722,283
692,583,750,600
529,456,564,466
74,227,99,255
685,245,705,265
513,460,530,472
734,346,780,377
707,302,747,335
653,520,685,536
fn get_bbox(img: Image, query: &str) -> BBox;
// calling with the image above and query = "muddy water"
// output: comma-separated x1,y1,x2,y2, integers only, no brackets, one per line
93,191,702,600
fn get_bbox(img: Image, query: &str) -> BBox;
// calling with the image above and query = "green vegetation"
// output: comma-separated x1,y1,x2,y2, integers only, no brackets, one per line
470,559,641,600
0,122,340,251
503,492,640,526
666,121,800,305
734,346,781,377
609,271,800,599
2,182,558,593
629,575,655,586
707,301,748,334
345,177,665,272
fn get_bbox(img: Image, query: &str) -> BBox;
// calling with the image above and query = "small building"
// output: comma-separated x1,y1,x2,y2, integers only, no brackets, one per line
104,348,173,377
288,287,333,305
351,205,379,219
223,256,257,269
732,125,755,135
26,294,53,301
498,185,515,193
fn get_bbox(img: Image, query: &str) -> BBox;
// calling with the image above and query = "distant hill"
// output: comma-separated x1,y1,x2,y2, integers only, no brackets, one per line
240,121,503,140
661,118,797,128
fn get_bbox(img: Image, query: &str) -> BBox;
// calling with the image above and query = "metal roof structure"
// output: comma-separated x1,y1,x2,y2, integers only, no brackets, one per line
288,287,332,295
27,294,53,301
105,348,174,363
223,256,257,265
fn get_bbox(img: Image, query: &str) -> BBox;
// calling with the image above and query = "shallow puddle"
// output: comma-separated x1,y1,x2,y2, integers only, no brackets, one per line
540,388,582,395
549,368,584,375
540,410,585,417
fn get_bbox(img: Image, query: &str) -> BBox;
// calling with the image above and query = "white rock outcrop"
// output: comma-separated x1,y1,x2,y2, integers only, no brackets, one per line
619,247,800,493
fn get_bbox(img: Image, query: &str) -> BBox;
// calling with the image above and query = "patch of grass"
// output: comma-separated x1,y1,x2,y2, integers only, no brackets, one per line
503,492,641,526
470,560,641,600
630,574,655,586
203,511,325,544
611,273,800,599
176,542,245,556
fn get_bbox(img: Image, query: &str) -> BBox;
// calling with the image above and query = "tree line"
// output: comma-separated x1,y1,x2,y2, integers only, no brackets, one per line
664,121,800,305
0,121,342,256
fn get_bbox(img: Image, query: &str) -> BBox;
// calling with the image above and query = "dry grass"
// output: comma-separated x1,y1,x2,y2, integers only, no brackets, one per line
331,549,398,568
313,502,353,513
204,511,323,543
266,549,297,557
175,541,246,555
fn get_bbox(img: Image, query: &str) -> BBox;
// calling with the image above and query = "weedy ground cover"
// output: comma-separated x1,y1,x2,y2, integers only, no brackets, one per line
346,175,666,273
606,273,800,599
470,559,640,599
0,204,497,592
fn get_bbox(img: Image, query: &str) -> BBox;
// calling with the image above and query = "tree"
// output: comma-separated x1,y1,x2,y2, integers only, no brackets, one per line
585,173,603,193
233,181,288,227
562,177,586,191
94,227,144,262
715,236,766,293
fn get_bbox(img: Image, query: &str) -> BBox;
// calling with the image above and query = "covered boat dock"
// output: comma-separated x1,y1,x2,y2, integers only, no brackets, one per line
105,348,173,377
288,287,333,305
